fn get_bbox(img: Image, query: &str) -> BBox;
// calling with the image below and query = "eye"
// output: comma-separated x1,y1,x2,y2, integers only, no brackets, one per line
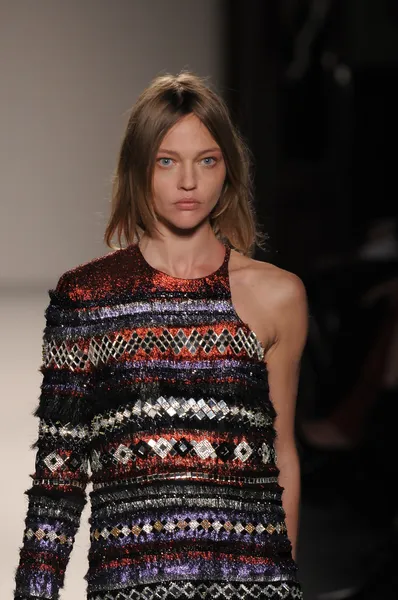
157,158,174,167
201,157,217,166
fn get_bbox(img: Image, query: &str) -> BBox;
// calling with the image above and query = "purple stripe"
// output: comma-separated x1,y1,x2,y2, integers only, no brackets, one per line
90,509,286,551
24,537,72,555
91,529,271,547
15,568,59,598
32,520,72,532
113,358,255,370
61,299,238,322
87,557,298,590
91,508,278,527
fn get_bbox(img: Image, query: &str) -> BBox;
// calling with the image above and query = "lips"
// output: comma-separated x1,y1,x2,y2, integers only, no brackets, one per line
175,199,200,211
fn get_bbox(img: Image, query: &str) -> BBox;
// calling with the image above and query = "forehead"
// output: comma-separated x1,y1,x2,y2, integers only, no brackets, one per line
159,114,219,150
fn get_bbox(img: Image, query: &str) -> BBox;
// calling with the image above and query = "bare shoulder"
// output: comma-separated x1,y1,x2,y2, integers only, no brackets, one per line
230,249,307,311
229,249,308,353
261,263,307,313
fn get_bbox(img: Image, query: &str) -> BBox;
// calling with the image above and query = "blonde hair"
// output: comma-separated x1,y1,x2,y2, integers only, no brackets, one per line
104,70,267,256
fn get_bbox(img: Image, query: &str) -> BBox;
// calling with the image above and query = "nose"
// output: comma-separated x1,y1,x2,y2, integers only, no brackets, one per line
178,163,197,191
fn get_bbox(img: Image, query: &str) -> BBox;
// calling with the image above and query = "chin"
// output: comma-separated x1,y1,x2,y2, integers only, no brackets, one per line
162,215,210,234
171,219,205,232
156,207,208,227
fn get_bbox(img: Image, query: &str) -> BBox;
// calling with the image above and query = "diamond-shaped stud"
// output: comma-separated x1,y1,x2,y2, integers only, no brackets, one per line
148,437,173,458
216,441,235,462
234,441,253,462
193,439,216,459
174,438,192,457
113,444,133,464
234,522,244,534
261,442,271,464
44,451,65,472
134,441,150,458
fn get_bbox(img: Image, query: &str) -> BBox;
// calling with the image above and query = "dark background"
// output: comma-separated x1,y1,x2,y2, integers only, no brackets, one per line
226,0,397,273
224,2,398,599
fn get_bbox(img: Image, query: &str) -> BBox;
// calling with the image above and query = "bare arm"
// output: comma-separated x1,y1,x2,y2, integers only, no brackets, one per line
263,272,308,560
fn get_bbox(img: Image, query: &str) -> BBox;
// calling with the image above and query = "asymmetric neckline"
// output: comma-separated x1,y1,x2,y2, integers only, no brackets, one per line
135,241,230,282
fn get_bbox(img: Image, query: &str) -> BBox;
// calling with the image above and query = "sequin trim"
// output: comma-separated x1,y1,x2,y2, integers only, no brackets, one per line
24,527,73,546
92,472,279,490
91,517,287,541
91,396,273,438
91,483,284,506
90,434,275,474
14,243,301,600
88,580,303,600
91,496,283,518
44,325,265,371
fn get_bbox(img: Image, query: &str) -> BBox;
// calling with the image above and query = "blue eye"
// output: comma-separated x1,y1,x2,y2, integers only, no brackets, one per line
202,157,216,166
158,158,173,167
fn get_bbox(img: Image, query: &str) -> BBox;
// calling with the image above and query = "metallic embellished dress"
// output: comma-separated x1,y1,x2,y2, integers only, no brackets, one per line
14,242,303,600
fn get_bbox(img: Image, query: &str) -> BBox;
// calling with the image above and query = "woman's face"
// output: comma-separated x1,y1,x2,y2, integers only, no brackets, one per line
151,113,227,231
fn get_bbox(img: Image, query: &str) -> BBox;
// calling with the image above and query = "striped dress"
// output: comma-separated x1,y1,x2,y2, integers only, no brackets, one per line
14,241,303,600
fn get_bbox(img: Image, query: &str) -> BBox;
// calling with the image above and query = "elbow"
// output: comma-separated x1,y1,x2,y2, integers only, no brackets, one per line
275,441,301,472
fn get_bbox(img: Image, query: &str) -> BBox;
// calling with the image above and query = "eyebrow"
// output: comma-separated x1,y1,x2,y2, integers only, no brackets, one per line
157,147,222,156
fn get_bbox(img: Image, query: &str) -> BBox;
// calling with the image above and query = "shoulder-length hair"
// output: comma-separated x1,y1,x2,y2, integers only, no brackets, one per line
104,70,267,256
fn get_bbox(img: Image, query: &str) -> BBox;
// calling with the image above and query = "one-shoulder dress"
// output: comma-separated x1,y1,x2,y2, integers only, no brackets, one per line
14,241,303,600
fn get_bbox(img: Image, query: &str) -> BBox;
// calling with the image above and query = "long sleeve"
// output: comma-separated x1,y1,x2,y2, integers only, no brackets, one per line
14,272,96,600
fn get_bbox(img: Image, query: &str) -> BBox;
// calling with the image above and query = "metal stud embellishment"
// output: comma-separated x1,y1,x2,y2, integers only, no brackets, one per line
39,420,90,440
25,527,73,546
113,444,133,465
43,340,89,371
91,517,287,540
234,441,253,462
16,263,300,600
91,396,273,438
43,326,265,371
147,437,174,459
86,581,303,600
90,436,274,472
190,439,217,459
92,472,279,489
42,451,89,474
43,452,65,473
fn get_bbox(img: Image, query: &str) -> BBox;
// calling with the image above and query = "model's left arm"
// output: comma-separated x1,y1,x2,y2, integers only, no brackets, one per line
264,273,308,561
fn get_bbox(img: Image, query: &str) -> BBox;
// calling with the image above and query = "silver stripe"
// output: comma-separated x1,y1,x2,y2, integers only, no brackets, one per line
88,574,301,594
55,298,243,322
92,472,279,490
91,396,272,436
92,496,286,518
43,326,264,371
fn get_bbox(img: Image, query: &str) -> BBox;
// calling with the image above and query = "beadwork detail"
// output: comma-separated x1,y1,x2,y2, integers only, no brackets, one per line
91,518,287,540
14,242,302,600
89,435,276,474
88,581,303,600
25,527,73,546
40,420,90,440
43,326,265,371
91,472,279,489
42,450,89,474
91,396,273,437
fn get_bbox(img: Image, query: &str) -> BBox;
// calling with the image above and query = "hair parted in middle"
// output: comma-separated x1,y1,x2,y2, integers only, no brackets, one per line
104,70,267,256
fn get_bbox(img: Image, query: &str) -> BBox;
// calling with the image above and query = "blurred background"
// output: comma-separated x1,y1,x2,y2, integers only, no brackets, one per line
1,1,397,599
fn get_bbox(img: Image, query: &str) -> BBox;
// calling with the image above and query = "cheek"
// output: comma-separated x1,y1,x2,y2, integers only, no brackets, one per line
214,161,227,183
152,170,175,199
207,166,226,195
